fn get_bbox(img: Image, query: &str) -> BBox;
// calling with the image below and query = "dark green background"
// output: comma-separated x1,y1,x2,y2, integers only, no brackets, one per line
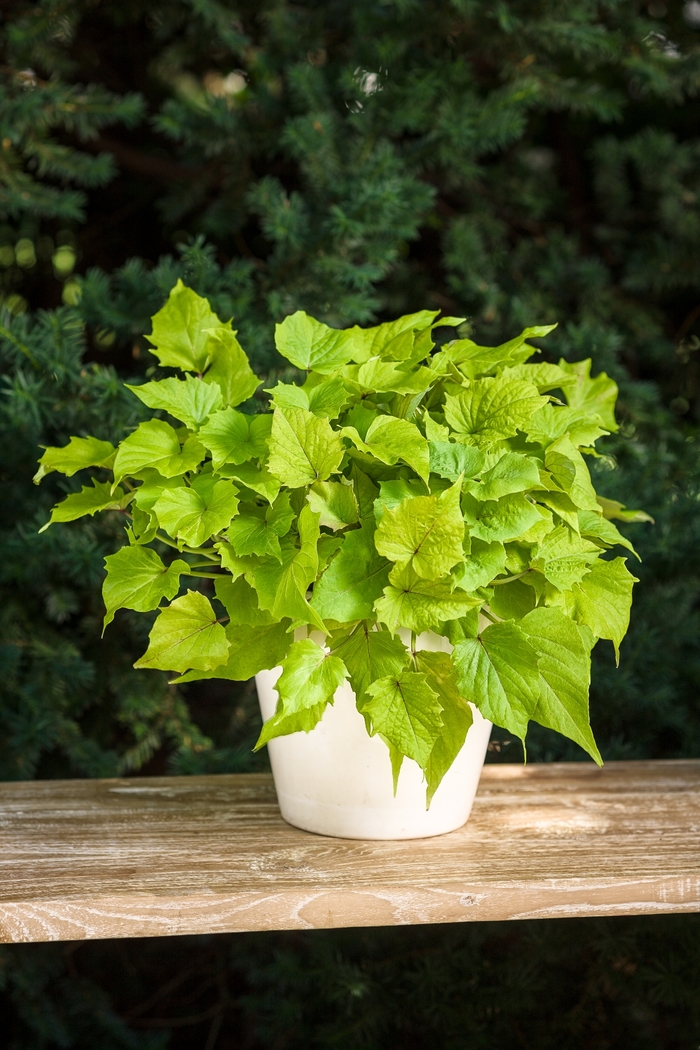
1,1,699,1046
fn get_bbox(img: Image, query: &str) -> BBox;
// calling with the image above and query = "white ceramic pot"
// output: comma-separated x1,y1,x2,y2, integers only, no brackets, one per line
254,631,492,840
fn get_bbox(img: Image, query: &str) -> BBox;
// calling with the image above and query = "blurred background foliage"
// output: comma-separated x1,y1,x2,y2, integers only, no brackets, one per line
1,0,699,1046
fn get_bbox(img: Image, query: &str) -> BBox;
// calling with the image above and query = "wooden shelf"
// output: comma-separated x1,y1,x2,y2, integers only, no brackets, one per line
1,760,699,943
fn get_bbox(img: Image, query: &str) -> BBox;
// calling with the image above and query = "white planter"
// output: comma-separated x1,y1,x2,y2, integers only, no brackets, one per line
255,631,492,840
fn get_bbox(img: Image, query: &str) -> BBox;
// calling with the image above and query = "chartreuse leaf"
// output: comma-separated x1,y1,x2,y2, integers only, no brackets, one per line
199,409,272,471
467,452,541,501
154,474,240,546
559,358,618,433
544,447,576,492
125,376,222,430
306,480,359,531
311,521,391,624
578,509,639,559
103,546,188,628
596,496,654,524
343,359,435,395
254,505,326,631
113,420,205,484
444,377,546,447
202,327,261,407
429,441,483,482
416,651,474,805
34,436,115,483
214,541,259,580
135,590,229,673
431,325,556,379
520,607,601,764
275,312,356,373
268,376,350,419
442,609,481,645
375,480,464,579
453,622,540,742
546,436,599,511
532,524,600,591
462,492,541,543
318,533,344,571
268,408,345,487
175,621,291,684
331,622,409,707
374,479,425,522
132,472,185,524
128,506,159,546
363,671,443,769
146,279,226,372
344,415,430,482
489,577,537,620
39,480,130,532
218,462,280,504
533,489,580,533
502,361,573,392
348,311,441,363
559,557,638,662
375,563,482,634
525,402,608,448
215,575,275,626
453,539,507,591
255,639,349,748
226,492,294,560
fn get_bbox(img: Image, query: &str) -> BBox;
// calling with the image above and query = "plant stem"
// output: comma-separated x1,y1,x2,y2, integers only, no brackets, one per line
154,533,220,561
184,571,222,580
492,571,529,586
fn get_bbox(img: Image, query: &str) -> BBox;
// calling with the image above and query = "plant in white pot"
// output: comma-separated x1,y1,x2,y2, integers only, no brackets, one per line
35,281,648,839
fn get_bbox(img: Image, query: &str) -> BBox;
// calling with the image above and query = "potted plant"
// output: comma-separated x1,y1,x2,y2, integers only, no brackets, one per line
35,281,647,839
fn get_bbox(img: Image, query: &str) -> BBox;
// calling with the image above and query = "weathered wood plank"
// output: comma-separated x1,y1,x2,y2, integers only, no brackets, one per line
0,760,698,942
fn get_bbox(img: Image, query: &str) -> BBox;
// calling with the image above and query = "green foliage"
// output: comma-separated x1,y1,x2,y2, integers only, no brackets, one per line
2,1,700,1043
35,284,645,797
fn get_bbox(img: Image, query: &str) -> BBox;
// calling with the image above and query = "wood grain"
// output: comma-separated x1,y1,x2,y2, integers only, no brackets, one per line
1,760,698,943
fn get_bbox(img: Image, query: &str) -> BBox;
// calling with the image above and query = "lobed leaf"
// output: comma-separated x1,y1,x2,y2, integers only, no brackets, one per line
520,607,601,764
311,521,391,623
103,546,188,628
113,420,205,484
175,621,291,684
202,327,261,406
34,435,115,483
444,376,546,447
363,671,443,770
375,479,464,579
199,409,272,471
154,474,240,546
417,650,474,804
146,280,227,372
125,375,222,430
40,479,130,532
275,312,357,373
255,638,349,748
453,621,540,742
558,556,638,662
331,623,409,708
135,590,229,673
268,407,345,487
375,563,482,634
